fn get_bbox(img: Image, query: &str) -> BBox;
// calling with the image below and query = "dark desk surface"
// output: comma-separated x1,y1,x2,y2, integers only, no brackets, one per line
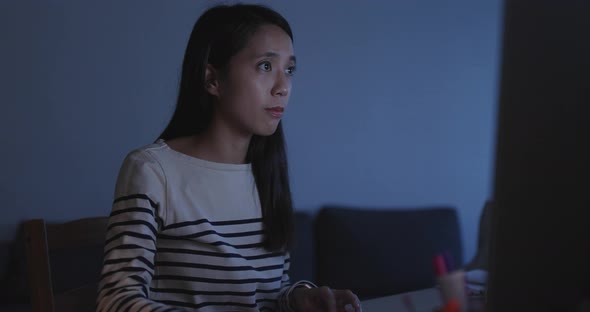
361,288,486,312
361,288,440,312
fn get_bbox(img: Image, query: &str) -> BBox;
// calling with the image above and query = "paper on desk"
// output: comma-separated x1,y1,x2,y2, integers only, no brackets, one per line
465,269,488,298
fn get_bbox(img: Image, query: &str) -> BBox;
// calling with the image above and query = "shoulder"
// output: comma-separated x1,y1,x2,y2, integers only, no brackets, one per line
121,140,167,169
113,142,170,210
116,141,170,188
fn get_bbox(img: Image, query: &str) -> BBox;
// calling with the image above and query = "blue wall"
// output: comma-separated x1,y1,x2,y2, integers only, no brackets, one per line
0,0,502,264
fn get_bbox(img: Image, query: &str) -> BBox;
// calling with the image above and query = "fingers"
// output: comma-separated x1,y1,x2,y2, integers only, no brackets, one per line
333,289,362,312
305,287,362,312
317,286,337,312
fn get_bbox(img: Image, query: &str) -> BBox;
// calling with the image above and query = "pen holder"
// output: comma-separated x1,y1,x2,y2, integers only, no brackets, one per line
437,269,467,311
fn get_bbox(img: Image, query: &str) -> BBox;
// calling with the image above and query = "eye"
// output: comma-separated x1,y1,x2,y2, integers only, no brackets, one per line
258,61,272,72
286,66,296,76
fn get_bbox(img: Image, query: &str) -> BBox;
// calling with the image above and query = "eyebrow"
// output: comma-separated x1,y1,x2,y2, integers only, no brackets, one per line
256,52,296,64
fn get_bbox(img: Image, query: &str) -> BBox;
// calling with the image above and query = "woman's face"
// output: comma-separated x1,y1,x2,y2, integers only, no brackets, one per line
210,24,296,137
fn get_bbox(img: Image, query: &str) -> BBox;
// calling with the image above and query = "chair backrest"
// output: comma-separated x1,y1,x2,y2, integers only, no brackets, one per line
24,217,108,312
315,206,462,300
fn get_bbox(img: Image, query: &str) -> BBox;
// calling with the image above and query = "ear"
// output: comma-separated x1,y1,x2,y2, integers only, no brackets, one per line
205,64,220,97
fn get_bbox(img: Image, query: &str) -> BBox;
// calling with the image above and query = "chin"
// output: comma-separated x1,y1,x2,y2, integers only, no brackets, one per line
254,124,280,137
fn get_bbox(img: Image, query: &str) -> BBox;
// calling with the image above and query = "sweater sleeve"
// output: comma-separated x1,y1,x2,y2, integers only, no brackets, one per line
96,150,180,312
277,252,292,311
277,252,319,312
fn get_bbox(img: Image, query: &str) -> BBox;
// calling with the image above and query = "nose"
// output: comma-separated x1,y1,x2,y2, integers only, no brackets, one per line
271,72,290,97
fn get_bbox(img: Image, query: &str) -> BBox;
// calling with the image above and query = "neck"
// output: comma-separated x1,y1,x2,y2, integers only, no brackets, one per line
190,120,252,165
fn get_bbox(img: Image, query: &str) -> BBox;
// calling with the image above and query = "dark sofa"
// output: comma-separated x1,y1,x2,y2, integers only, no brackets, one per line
291,206,462,300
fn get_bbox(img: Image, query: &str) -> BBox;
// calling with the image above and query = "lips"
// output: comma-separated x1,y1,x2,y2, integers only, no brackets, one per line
265,106,284,118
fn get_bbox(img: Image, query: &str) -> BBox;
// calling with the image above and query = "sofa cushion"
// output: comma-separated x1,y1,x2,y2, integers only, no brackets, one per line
289,211,315,283
315,206,462,300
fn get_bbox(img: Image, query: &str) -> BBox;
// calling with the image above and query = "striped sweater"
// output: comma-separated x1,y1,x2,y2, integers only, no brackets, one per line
97,140,292,311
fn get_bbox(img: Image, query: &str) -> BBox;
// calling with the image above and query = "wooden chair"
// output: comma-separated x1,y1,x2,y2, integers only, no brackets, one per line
24,217,108,312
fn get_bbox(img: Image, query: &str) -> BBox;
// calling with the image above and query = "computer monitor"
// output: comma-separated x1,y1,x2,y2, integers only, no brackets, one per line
486,0,590,311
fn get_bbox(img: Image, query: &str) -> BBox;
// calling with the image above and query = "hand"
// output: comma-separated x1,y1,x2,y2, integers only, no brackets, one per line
291,286,362,312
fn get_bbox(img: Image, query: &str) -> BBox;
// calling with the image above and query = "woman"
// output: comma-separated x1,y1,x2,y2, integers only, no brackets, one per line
97,3,362,312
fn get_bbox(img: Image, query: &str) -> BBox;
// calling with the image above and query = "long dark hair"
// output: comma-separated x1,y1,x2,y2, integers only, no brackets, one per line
158,4,294,252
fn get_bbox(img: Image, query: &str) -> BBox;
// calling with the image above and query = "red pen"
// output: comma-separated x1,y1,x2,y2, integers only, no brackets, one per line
433,254,448,276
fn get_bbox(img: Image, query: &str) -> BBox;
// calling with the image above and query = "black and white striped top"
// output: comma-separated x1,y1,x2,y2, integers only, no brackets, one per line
97,140,291,312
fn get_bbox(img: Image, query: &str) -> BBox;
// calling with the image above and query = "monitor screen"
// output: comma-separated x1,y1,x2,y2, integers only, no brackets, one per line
486,0,590,311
